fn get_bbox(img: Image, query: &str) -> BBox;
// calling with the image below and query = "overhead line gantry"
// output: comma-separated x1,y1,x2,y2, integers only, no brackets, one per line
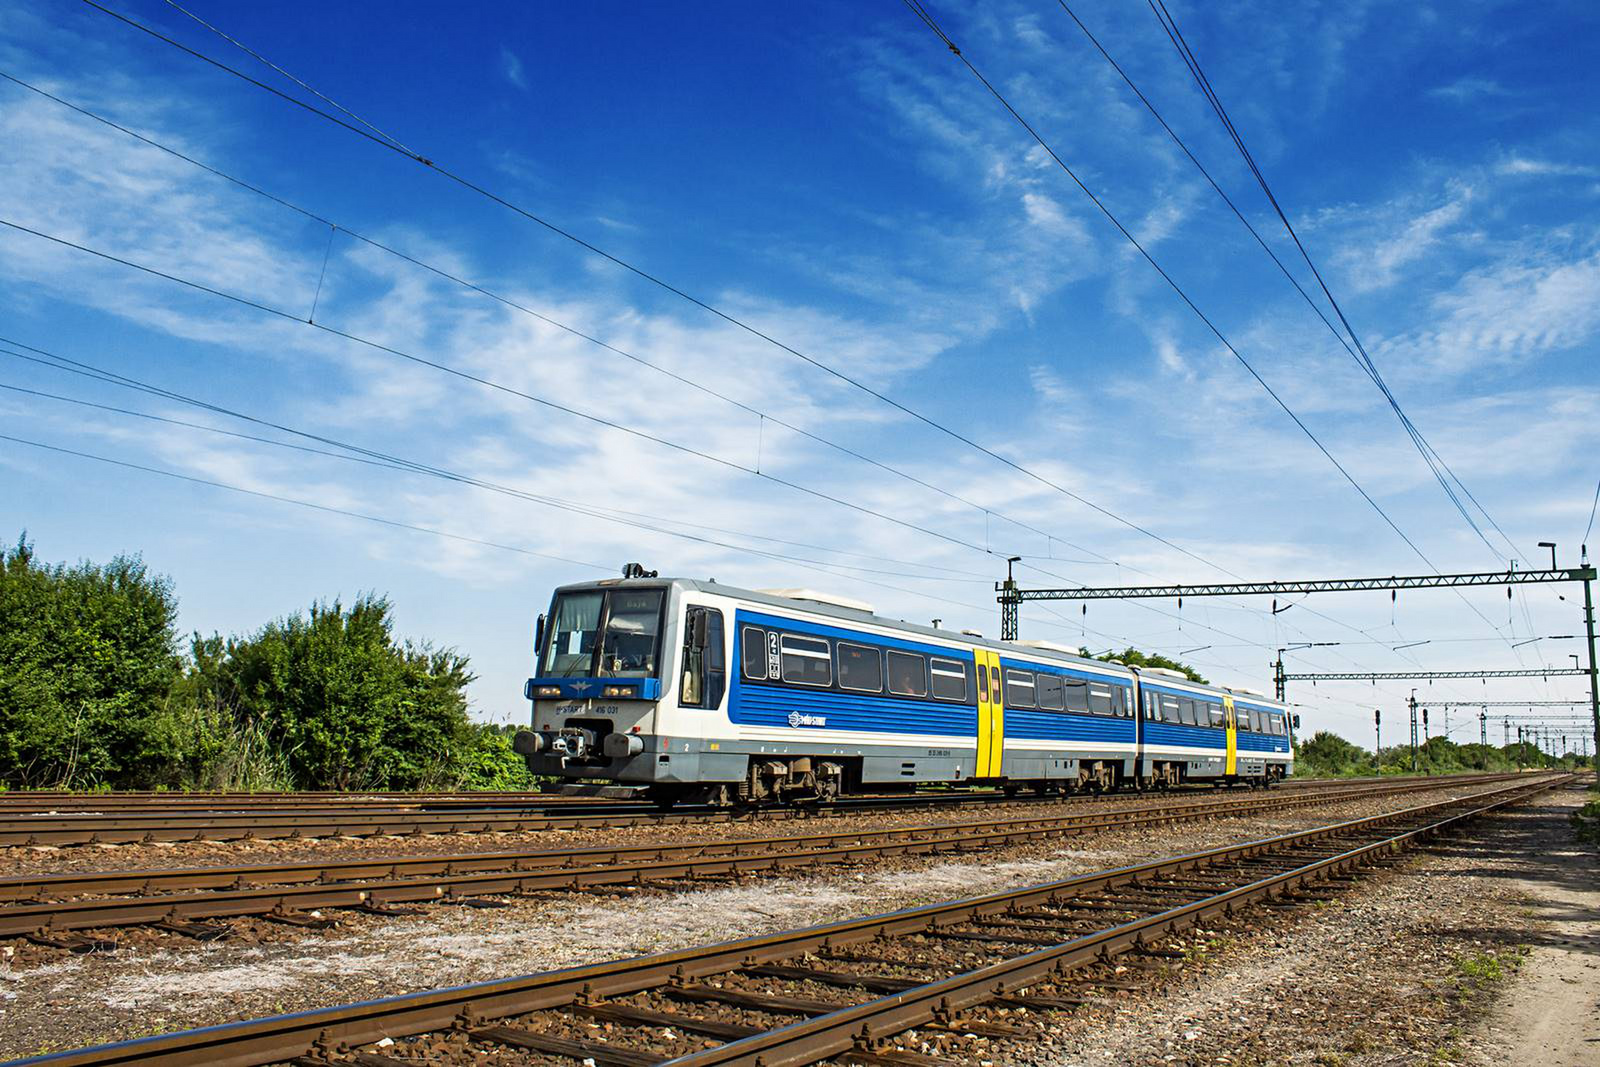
996,557,1600,752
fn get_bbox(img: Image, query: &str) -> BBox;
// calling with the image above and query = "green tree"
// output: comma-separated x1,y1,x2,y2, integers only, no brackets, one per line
1293,730,1374,777
1095,647,1208,684
0,535,182,789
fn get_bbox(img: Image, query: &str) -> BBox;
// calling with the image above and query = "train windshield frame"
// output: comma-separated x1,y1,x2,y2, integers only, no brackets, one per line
539,587,667,679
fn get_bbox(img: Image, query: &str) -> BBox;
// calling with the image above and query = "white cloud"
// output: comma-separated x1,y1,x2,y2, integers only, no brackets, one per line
1495,156,1598,179
499,47,527,90
1427,76,1507,103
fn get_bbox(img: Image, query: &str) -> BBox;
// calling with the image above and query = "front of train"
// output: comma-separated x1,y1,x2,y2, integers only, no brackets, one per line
514,571,676,786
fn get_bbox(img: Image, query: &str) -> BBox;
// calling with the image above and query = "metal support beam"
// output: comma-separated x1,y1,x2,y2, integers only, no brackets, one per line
1001,566,1595,602
1281,668,1587,682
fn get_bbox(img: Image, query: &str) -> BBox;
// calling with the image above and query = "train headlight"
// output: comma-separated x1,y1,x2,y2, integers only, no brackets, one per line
602,685,638,698
535,685,562,698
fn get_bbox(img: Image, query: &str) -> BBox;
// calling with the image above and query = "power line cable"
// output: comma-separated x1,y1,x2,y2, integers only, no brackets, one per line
77,0,1243,578
52,11,1455,680
0,341,1006,584
900,0,1535,676
0,68,1116,570
1142,0,1517,563
17,18,1515,698
0,216,1034,566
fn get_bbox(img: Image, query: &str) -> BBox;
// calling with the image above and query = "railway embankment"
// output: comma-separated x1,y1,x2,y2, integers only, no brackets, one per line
0,776,1565,1062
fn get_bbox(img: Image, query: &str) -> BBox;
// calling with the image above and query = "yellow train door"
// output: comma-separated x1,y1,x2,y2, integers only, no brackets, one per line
1223,695,1238,776
973,648,1004,778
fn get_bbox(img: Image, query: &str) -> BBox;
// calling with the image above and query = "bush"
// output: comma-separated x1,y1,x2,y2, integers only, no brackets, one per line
187,595,478,791
0,535,182,789
2,535,500,792
1573,790,1600,848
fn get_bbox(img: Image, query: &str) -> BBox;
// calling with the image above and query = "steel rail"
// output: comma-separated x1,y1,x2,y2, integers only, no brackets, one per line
8,775,1565,1067
0,774,1511,936
665,776,1572,1066
0,772,1516,848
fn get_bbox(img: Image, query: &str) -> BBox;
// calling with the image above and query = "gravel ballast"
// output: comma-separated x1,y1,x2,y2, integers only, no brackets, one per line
0,778,1541,1060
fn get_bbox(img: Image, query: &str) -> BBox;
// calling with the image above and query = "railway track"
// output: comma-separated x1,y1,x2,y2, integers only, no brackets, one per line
13,774,1567,1067
0,773,1525,944
0,773,1520,848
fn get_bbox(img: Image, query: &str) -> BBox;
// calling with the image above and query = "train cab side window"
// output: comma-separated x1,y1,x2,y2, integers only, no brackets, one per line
1088,682,1114,716
1065,676,1091,714
741,626,769,681
887,650,928,697
930,657,969,702
780,634,832,687
1004,669,1036,708
1036,672,1065,711
837,641,884,693
679,607,726,709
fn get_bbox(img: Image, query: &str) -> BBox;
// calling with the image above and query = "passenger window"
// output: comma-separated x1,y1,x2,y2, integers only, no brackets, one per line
1064,676,1091,714
1088,683,1113,716
1036,673,1065,711
1161,695,1182,724
1237,709,1253,733
740,625,768,681
1207,703,1223,728
779,634,832,687
887,650,928,697
1004,669,1036,708
930,657,969,702
837,642,883,693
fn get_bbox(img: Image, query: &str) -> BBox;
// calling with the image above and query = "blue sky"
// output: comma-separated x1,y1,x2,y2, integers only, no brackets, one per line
3,0,1597,748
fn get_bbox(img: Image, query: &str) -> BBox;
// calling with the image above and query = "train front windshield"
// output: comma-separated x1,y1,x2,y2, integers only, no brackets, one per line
540,588,666,679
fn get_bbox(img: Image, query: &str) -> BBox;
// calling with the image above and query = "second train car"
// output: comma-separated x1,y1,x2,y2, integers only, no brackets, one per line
515,572,1295,806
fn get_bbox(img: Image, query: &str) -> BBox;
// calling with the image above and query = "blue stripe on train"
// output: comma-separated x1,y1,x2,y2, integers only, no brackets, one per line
1004,708,1135,744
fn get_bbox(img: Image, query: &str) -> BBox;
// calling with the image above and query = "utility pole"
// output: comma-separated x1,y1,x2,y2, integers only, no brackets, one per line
1273,651,1286,703
1409,690,1419,773
1516,727,1524,769
1579,544,1600,772
999,556,1021,642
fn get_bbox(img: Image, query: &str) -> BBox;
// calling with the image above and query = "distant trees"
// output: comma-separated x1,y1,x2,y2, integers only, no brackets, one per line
1095,647,1208,684
0,535,533,792
1294,727,1591,778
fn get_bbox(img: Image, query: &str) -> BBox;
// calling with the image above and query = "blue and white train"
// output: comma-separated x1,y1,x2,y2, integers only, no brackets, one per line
515,572,1295,805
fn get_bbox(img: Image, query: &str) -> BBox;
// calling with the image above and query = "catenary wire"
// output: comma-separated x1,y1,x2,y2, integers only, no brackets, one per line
5,48,1465,683
1053,0,1511,566
1142,0,1517,563
22,13,1535,709
898,0,1541,695
0,68,1116,569
77,0,1249,579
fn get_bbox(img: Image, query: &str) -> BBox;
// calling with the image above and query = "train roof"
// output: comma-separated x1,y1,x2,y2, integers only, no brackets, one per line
556,574,1281,705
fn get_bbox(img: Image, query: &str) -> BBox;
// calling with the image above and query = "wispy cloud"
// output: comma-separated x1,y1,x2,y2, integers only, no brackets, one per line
499,47,527,91
1427,76,1508,103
